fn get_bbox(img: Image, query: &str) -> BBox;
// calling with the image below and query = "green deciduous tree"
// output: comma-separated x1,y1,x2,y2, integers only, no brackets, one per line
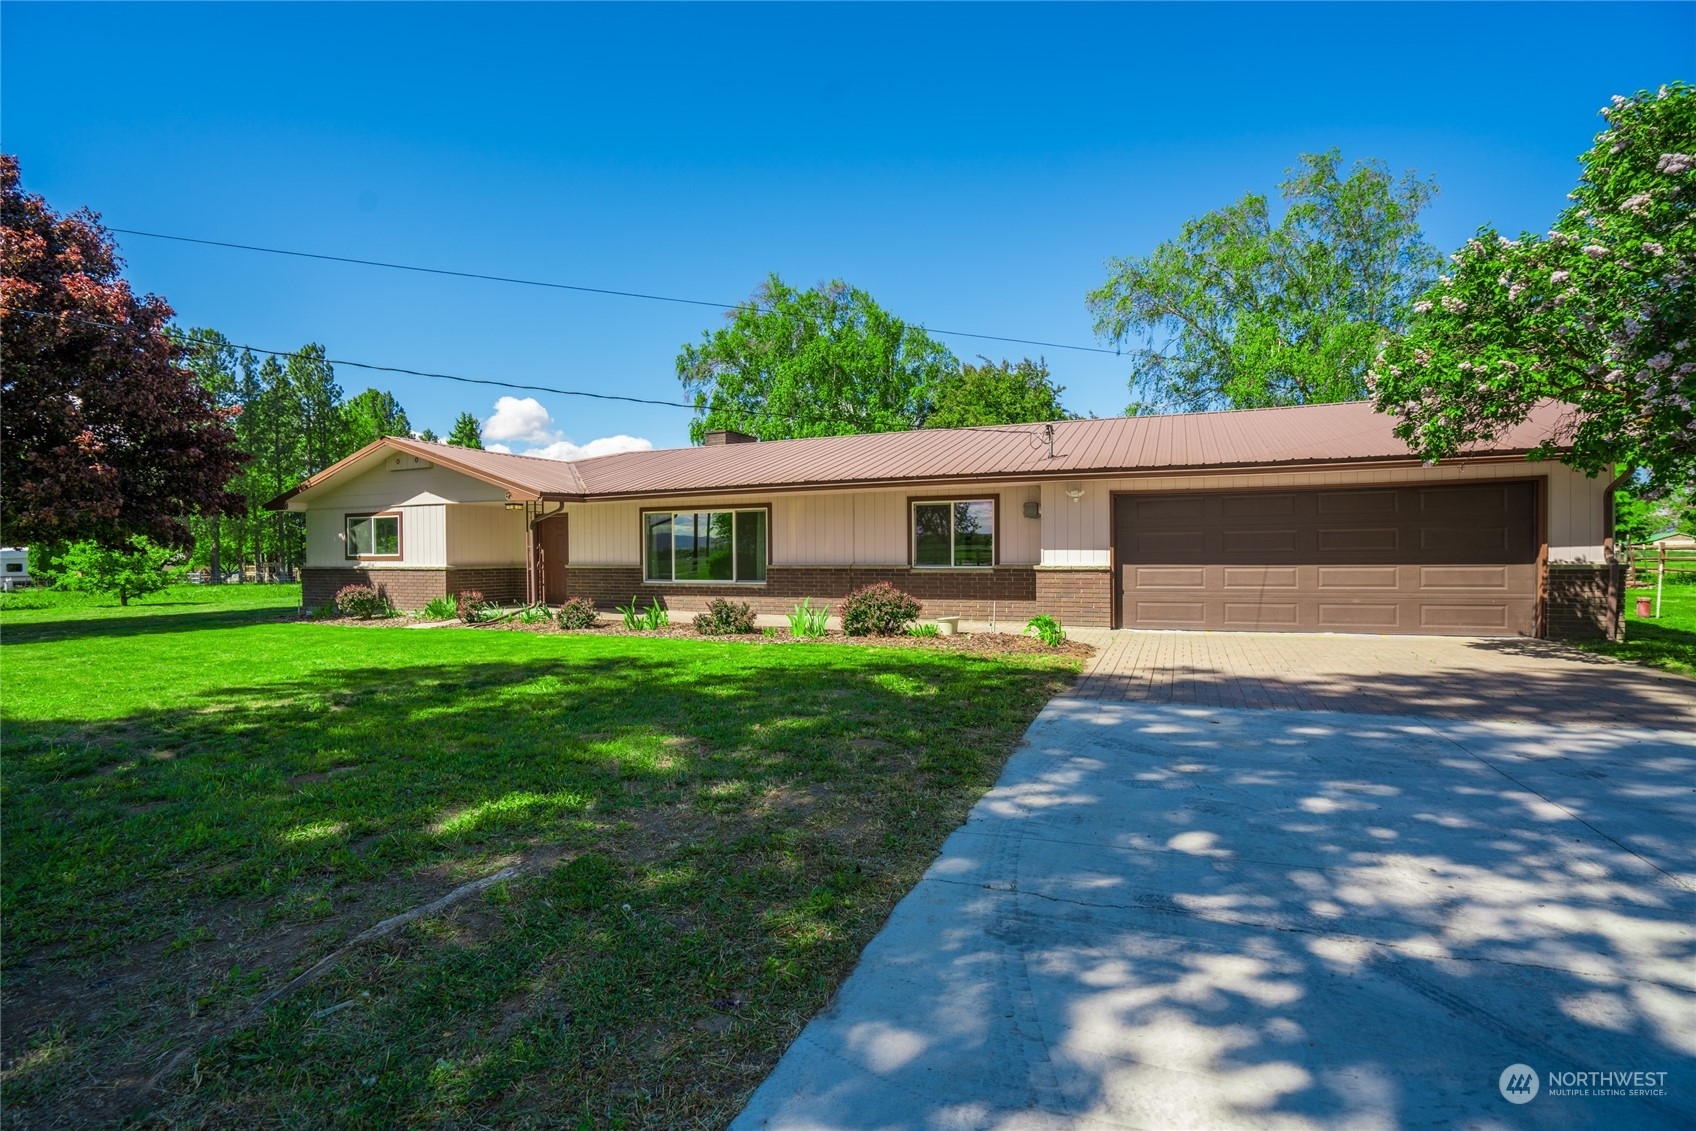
1088,150,1441,413
677,274,957,441
447,412,483,449
1372,84,1695,494
926,356,1072,428
55,535,183,605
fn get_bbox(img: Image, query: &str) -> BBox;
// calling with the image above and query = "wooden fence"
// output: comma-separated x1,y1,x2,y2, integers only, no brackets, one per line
1625,542,1696,592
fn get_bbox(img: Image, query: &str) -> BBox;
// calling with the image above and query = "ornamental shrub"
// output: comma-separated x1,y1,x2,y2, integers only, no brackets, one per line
333,583,391,619
455,589,488,622
555,596,599,629
693,596,757,635
839,581,921,636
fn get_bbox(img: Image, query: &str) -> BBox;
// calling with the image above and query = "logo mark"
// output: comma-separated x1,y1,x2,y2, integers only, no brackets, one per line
1500,1063,1540,1104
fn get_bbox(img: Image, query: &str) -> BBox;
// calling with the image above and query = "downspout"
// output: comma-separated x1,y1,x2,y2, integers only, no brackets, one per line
1600,466,1635,643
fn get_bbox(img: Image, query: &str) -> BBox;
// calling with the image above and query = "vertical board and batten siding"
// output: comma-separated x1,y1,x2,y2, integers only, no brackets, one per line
1039,461,1608,567
564,483,1043,567
301,460,510,569
446,504,528,566
305,504,446,568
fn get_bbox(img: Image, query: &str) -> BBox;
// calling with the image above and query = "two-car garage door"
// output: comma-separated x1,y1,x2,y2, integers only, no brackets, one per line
1114,482,1538,636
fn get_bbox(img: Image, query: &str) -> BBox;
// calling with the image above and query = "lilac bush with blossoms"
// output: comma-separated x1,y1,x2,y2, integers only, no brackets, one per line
1371,83,1695,493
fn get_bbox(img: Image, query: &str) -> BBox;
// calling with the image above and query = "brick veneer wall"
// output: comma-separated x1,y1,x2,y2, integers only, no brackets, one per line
1545,563,1621,642
304,567,447,611
303,567,527,610
1034,569,1114,628
445,568,527,603
561,564,1114,627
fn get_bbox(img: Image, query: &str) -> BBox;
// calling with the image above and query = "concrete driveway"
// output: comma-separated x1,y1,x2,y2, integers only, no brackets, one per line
735,632,1696,1130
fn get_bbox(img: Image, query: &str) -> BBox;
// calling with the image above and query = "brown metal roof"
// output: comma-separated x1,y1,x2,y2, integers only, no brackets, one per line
269,401,1577,509
562,401,1574,499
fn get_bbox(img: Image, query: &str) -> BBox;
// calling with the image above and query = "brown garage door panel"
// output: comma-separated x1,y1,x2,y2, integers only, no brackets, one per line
1421,566,1509,590
1224,602,1299,626
1318,603,1401,628
1421,604,1512,629
1317,490,1399,515
1223,566,1299,588
1115,482,1537,636
1136,566,1206,588
1317,566,1400,590
1135,601,1207,626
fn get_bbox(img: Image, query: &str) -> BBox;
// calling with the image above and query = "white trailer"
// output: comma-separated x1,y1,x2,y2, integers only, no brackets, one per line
1,547,31,590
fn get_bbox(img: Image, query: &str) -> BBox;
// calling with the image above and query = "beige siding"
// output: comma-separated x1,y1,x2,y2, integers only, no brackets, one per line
447,504,528,566
309,461,511,509
563,483,1044,568
305,503,446,568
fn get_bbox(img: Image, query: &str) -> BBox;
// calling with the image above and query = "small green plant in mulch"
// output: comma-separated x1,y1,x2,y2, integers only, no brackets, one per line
512,603,552,625
693,597,757,635
788,597,830,638
1025,614,1067,647
554,596,599,630
840,581,921,636
908,622,940,638
333,584,392,620
419,595,459,621
616,596,669,631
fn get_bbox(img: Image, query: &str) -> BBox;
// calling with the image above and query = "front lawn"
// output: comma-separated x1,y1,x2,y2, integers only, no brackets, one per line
1572,581,1696,679
0,586,1079,1128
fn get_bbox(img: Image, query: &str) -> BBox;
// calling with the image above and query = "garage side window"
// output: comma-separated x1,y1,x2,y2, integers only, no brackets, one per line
644,509,767,582
913,500,994,568
345,513,401,559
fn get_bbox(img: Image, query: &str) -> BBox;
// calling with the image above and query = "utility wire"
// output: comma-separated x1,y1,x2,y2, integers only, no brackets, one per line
14,308,1064,442
107,227,1122,357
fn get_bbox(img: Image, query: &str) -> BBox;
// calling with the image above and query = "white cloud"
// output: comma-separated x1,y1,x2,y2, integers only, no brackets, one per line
479,397,651,462
525,435,653,462
483,396,560,444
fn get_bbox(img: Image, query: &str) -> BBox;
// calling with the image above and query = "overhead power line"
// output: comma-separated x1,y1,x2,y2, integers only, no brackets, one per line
13,308,1064,441
107,227,1122,357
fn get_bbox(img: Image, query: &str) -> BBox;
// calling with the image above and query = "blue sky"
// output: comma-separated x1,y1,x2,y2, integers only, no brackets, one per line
4,2,1692,455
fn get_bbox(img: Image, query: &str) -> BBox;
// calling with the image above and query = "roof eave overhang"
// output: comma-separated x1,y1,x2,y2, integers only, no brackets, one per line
560,450,1550,503
262,437,574,511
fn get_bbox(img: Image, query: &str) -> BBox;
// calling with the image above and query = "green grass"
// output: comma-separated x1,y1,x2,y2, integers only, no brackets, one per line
1572,581,1696,678
0,585,1079,1128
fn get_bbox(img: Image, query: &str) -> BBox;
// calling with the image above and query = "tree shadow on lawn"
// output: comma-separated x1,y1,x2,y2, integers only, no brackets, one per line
0,603,304,643
0,647,1074,1128
746,699,1696,1128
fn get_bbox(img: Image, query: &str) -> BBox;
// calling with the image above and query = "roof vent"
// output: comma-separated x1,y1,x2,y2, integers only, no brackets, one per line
702,429,758,446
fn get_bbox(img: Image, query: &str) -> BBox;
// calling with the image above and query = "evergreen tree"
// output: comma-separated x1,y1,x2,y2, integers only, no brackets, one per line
447,412,484,449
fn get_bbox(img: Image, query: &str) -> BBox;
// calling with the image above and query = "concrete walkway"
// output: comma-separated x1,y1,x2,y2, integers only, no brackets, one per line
735,633,1696,1130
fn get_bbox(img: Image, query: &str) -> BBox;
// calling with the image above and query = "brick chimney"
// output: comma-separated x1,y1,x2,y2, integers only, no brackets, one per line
702,429,758,446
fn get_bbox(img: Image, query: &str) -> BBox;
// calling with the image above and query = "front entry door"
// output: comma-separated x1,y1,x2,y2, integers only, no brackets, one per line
538,515,569,604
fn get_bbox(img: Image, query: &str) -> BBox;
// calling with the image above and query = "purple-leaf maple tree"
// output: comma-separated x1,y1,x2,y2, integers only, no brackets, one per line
1,153,245,547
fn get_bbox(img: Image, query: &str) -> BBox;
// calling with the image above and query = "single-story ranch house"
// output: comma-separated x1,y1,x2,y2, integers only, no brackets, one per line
269,401,1622,640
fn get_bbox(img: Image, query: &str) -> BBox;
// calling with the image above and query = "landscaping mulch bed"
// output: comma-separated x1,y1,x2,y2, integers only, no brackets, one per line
331,615,1096,658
